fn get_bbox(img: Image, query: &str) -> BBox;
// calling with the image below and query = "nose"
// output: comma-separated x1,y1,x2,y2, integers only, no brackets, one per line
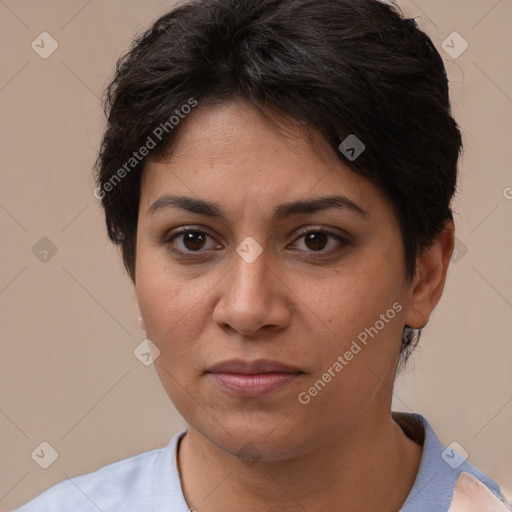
212,248,291,338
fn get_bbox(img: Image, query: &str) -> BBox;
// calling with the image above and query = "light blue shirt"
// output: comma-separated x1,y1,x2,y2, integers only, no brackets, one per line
14,413,508,511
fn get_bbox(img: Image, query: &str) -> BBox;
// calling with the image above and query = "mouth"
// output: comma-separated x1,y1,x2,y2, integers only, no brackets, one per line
206,358,305,397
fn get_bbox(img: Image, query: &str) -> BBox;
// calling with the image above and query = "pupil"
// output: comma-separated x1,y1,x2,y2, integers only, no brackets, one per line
184,232,205,250
305,232,327,251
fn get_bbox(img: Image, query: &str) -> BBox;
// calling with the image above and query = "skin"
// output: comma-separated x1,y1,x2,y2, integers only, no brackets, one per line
134,97,455,511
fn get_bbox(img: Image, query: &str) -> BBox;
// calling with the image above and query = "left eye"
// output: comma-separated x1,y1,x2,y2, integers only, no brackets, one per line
291,230,347,252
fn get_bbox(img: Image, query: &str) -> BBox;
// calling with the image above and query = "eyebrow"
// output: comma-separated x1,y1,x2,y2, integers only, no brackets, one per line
147,194,369,221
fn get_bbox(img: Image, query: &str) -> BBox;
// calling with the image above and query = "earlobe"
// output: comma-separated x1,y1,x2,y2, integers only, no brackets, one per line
134,292,146,330
403,220,455,329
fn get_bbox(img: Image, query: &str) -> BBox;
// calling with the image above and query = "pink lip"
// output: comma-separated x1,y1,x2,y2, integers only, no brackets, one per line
206,359,304,397
207,358,303,375
209,372,302,397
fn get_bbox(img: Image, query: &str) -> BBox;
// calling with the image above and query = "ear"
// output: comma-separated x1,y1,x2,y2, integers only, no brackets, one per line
133,290,146,330
403,220,455,329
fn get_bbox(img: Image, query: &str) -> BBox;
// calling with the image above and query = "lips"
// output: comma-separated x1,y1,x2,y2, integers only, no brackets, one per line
207,358,303,375
206,359,304,397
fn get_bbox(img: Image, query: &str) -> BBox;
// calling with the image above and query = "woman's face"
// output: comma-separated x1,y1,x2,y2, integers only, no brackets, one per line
135,98,415,460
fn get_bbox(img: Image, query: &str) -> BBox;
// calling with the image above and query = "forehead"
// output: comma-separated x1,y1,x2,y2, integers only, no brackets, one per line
140,99,388,220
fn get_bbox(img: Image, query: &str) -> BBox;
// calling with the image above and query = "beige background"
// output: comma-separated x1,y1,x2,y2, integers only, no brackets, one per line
1,0,511,509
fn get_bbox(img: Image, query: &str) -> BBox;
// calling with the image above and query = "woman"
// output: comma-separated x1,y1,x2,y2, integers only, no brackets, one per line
15,0,511,510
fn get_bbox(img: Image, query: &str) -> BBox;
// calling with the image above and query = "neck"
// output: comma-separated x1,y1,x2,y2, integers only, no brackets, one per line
178,409,422,512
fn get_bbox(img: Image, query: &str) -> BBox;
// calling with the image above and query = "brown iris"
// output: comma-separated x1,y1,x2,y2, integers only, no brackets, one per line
304,232,328,251
182,232,207,251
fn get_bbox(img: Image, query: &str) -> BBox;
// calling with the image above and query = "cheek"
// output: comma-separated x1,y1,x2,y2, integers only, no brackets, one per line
135,249,203,346
297,261,404,343
135,262,207,410
295,293,403,436
293,255,405,394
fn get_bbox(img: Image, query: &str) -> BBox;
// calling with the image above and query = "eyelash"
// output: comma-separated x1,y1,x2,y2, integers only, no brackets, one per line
163,226,351,258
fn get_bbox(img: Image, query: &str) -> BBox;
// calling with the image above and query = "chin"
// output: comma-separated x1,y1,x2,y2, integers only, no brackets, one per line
190,414,317,463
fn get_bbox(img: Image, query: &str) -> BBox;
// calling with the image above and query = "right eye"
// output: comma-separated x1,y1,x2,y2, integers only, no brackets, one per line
164,228,222,255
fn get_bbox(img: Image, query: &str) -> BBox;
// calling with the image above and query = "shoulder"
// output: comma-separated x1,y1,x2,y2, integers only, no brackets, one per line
448,472,512,512
395,412,511,512
13,444,169,512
